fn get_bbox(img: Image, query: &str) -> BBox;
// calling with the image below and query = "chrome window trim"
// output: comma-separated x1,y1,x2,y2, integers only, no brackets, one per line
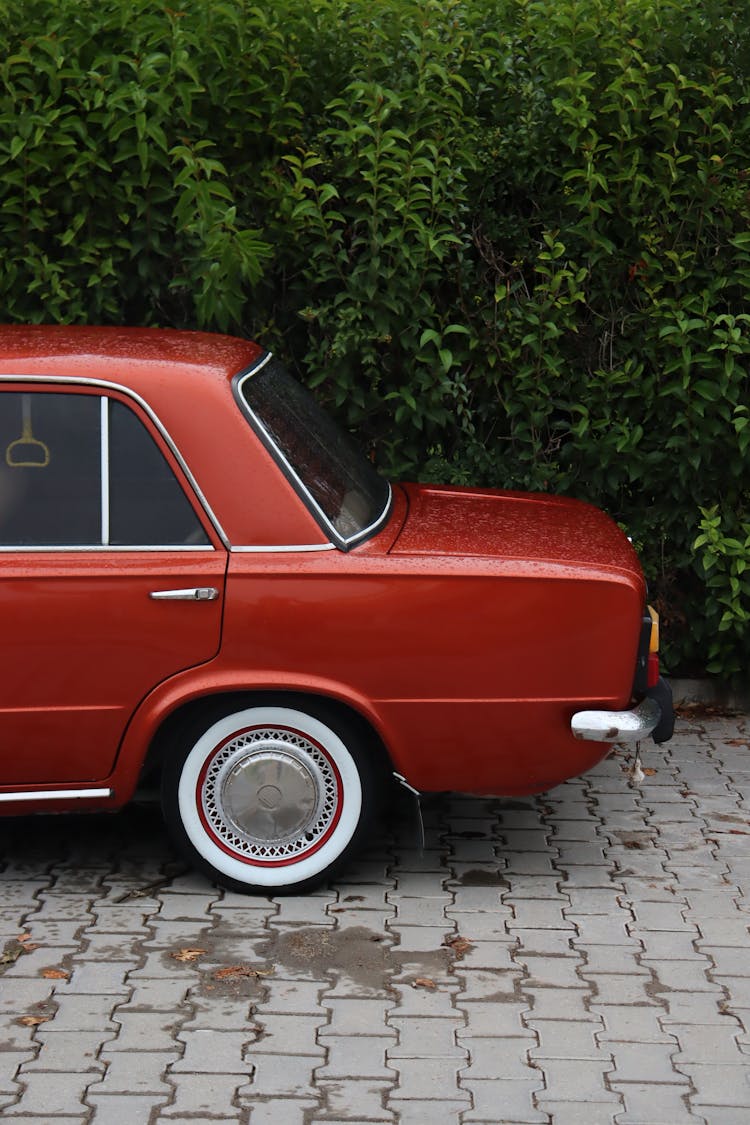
100,395,110,545
0,788,113,803
0,373,227,548
0,544,215,554
234,353,392,551
231,543,336,554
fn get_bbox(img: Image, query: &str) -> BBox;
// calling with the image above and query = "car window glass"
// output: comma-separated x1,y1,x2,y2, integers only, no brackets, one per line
0,392,100,545
0,390,209,547
237,358,390,545
109,399,209,546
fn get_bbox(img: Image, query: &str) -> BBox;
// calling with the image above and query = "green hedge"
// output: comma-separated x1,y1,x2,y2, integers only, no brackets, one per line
1,0,749,677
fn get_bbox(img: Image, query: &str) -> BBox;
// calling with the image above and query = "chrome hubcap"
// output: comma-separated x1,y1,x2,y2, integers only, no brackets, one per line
200,727,339,862
222,748,323,842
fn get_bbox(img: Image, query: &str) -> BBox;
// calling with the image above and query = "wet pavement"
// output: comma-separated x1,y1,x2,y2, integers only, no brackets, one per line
1,712,750,1123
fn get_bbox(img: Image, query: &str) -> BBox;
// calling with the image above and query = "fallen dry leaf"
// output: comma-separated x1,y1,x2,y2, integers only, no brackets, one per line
725,739,749,747
412,977,437,990
213,965,272,981
642,767,657,776
729,829,750,836
41,968,69,980
171,948,207,963
18,1015,52,1027
443,935,474,959
1,946,25,965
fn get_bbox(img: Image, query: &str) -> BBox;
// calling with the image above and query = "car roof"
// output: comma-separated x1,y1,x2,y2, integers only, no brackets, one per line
0,324,263,388
0,325,329,548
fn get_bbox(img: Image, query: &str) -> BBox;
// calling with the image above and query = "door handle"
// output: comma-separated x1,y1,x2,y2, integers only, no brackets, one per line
149,587,219,601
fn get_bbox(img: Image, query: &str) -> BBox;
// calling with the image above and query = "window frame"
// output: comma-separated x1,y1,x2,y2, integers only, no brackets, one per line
0,377,225,552
232,352,392,552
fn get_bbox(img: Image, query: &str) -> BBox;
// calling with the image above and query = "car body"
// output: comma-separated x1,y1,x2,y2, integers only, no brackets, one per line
0,325,673,892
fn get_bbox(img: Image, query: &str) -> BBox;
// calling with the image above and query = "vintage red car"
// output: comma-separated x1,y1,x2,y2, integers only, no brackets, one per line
0,326,672,892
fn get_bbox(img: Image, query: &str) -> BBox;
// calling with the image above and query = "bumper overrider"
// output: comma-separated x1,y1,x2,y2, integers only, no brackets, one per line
571,677,674,744
571,605,675,746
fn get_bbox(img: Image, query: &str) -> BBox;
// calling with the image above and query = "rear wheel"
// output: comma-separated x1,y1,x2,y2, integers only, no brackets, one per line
161,703,379,893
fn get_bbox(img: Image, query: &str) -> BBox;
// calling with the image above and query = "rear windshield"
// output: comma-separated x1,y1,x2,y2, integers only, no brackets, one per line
235,356,390,547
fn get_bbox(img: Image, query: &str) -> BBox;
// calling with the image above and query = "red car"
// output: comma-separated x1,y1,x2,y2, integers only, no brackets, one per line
0,326,672,892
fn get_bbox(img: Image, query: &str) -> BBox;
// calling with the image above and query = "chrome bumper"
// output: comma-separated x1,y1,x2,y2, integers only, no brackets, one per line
571,696,661,743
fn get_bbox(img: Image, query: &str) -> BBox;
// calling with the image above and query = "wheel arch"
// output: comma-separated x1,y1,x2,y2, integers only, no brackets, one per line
140,688,394,786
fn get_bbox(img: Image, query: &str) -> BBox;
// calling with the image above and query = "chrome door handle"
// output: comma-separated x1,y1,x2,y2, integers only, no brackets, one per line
149,587,220,601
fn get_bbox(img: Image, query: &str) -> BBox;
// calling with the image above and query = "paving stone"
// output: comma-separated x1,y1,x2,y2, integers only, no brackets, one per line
594,1004,675,1042
534,1058,620,1103
459,1002,535,1039
249,1100,321,1125
454,968,524,1002
0,1051,32,1093
155,894,217,921
445,911,513,940
317,1035,394,1079
678,1063,750,1107
161,1073,247,1116
458,1036,535,1079
89,1093,170,1123
697,917,750,946
460,1077,547,1122
609,1041,689,1084
388,1016,466,1058
523,985,592,1021
670,1023,746,1063
89,1049,179,1093
20,1031,110,1073
252,978,326,1014
118,979,190,1012
321,999,395,1038
39,994,117,1034
527,1019,606,1060
705,948,750,976
387,925,453,953
3,1071,91,1116
103,1011,181,1051
517,954,586,988
659,992,735,1025
506,901,574,929
648,959,719,993
57,961,133,995
172,1029,255,1072
387,981,462,1018
612,1082,705,1124
239,1053,316,1097
563,915,637,945
578,945,651,975
388,1056,470,1100
384,1098,471,1124
311,1078,393,1119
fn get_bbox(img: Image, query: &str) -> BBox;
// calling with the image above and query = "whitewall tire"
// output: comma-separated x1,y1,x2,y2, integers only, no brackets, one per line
161,703,378,893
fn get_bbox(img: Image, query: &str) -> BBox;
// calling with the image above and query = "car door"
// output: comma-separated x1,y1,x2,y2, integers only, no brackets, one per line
0,384,227,786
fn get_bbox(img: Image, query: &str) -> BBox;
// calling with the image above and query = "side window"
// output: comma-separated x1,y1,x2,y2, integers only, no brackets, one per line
0,390,210,548
0,392,100,546
109,399,209,546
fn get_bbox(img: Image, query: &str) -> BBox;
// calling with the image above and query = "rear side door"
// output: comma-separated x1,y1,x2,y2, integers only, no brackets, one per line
0,384,227,786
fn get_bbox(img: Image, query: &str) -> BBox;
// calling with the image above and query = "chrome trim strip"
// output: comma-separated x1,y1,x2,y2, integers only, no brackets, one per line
231,543,335,554
100,395,110,546
236,354,392,551
0,374,229,548
0,788,114,803
571,697,661,743
0,544,216,554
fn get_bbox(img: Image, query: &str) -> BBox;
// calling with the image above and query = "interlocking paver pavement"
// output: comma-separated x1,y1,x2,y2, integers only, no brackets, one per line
2,713,750,1123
